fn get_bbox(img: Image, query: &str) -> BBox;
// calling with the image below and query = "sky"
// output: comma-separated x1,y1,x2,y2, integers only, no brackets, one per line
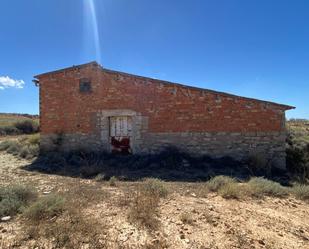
0,0,308,118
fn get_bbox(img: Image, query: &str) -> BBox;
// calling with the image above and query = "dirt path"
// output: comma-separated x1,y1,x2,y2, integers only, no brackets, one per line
0,152,308,249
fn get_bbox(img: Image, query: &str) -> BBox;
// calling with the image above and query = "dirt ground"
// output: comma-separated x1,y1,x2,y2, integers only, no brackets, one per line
0,152,308,249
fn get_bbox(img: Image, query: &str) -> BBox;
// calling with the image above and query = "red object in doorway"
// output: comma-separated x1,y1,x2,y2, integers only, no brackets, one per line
111,137,132,154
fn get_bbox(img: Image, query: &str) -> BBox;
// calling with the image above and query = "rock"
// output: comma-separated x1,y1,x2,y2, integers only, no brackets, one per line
2,228,7,233
184,239,190,243
43,191,51,195
1,216,11,222
191,193,196,197
258,239,265,245
180,234,185,239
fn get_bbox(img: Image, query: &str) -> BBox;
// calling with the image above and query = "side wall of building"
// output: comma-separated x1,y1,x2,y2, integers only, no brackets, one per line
38,64,287,168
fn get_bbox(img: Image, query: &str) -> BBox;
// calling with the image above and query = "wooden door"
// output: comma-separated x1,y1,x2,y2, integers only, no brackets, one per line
109,116,132,154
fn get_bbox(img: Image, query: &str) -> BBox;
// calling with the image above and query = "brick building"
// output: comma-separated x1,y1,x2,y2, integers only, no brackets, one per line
34,61,294,169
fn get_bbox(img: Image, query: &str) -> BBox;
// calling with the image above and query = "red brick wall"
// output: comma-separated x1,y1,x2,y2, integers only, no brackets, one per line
38,64,285,135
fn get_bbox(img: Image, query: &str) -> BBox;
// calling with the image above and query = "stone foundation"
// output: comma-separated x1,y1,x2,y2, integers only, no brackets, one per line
40,130,287,169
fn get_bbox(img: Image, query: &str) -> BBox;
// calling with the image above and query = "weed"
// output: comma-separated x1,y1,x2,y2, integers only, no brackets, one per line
247,177,288,198
291,184,309,201
23,194,66,221
109,176,117,186
0,185,37,217
206,175,236,192
218,182,243,199
140,178,168,198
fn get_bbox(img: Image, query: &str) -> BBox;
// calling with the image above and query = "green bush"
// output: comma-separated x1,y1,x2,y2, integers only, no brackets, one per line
291,184,309,201
0,185,37,217
205,175,237,192
140,178,168,198
23,194,66,221
247,177,288,198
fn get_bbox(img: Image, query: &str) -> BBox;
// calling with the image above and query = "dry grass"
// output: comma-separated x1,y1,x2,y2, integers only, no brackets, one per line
205,175,237,192
0,134,39,159
246,177,288,198
291,184,309,201
218,182,243,199
23,194,66,221
0,184,37,217
127,178,167,230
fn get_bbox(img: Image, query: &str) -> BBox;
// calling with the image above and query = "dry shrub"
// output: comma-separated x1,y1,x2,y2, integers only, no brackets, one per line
0,135,39,159
128,178,167,230
141,178,168,198
23,194,66,221
22,192,107,248
180,212,194,225
205,175,236,192
291,184,309,201
246,177,288,198
0,184,37,217
109,176,117,186
128,189,160,230
24,209,107,248
218,182,243,199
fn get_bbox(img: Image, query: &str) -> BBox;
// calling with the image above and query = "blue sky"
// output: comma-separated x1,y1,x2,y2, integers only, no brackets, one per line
0,0,308,118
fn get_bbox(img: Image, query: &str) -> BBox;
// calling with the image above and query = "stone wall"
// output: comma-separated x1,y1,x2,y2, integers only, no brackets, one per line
40,129,286,169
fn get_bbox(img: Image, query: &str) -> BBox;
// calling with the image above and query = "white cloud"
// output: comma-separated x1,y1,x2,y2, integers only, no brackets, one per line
0,76,25,89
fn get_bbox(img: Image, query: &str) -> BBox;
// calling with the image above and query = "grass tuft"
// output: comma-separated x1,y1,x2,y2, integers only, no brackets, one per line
205,175,237,192
247,177,288,198
291,184,309,201
23,194,66,221
0,185,37,217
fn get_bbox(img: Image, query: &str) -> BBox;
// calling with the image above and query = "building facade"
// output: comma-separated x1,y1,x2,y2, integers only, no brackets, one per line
34,62,294,169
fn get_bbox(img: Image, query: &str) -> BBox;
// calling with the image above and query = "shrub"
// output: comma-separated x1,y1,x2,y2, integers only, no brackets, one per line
0,140,16,151
109,176,117,186
218,182,243,199
0,126,20,136
23,194,66,221
247,152,271,176
291,184,309,201
205,175,237,192
14,119,39,134
0,185,37,217
140,178,168,198
286,145,309,182
128,188,160,230
247,177,288,198
95,173,106,182
0,136,39,159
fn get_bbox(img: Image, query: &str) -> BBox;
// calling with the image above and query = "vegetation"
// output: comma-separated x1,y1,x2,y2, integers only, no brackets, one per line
0,134,39,159
128,178,167,230
0,185,37,217
206,175,237,192
286,120,309,182
23,194,66,221
0,114,39,136
246,177,288,198
291,184,309,201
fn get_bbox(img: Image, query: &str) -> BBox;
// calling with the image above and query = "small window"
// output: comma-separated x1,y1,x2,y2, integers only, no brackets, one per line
79,79,92,93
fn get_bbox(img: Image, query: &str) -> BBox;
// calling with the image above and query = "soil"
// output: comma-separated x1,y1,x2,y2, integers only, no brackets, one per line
0,152,308,249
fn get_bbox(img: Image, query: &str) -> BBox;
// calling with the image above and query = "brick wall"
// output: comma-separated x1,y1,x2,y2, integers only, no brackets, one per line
37,63,291,168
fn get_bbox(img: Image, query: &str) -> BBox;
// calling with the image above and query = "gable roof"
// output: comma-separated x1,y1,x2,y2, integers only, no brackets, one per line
34,61,295,110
